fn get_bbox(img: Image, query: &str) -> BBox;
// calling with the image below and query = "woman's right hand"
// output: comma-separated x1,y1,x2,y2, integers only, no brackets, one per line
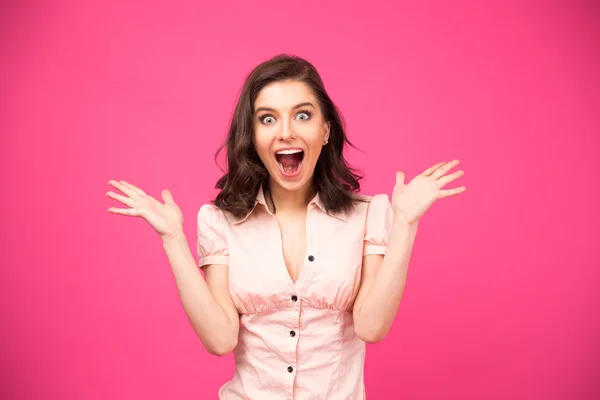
106,180,184,239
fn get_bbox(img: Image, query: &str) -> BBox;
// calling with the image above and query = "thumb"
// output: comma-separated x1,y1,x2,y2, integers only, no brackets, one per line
161,189,174,204
395,171,405,185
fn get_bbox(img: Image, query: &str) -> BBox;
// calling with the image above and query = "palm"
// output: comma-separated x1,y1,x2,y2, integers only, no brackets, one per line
392,160,466,224
106,180,184,239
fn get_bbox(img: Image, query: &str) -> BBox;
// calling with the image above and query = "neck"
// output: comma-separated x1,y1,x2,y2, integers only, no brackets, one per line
267,178,316,214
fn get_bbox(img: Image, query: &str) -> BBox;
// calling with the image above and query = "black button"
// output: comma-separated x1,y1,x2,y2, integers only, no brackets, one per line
290,330,296,337
291,295,298,302
287,366,294,373
308,255,315,262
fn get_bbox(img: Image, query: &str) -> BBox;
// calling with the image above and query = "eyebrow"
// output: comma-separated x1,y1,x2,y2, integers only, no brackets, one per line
254,102,315,114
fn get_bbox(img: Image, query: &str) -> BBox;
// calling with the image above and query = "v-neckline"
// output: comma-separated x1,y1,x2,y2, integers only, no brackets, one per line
272,212,310,288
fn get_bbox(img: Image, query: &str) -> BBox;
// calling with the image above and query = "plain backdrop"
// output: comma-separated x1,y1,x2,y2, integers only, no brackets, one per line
1,0,599,399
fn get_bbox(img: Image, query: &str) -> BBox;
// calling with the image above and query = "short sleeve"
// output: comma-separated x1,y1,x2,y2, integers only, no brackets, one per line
196,204,229,267
363,194,394,256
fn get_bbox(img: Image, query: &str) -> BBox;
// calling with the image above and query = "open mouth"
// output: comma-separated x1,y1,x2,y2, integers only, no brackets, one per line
275,149,304,177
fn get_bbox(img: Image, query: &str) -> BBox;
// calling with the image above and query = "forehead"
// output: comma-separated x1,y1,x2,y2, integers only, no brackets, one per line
254,80,317,110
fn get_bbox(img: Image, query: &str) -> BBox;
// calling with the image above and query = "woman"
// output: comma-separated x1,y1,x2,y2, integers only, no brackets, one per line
106,54,465,399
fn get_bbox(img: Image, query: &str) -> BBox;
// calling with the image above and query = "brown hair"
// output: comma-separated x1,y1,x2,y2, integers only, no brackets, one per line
214,54,364,219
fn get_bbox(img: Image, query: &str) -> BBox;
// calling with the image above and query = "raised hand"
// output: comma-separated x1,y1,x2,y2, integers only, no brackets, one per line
106,180,184,239
392,160,466,224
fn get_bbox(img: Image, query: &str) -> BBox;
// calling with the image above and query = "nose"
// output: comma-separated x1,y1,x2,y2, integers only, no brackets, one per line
278,119,296,141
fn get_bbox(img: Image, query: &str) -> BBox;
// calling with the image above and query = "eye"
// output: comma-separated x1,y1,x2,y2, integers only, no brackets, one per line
260,115,276,124
296,111,311,121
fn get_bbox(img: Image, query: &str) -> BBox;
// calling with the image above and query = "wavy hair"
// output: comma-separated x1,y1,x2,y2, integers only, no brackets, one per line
214,54,364,218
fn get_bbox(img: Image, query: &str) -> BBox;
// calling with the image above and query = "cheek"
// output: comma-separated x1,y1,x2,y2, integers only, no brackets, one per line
298,127,326,154
252,129,273,163
308,143,324,163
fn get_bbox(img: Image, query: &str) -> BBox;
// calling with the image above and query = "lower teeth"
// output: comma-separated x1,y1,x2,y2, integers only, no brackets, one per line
279,163,299,174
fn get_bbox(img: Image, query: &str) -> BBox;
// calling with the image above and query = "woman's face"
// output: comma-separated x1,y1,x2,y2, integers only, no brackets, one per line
253,80,330,193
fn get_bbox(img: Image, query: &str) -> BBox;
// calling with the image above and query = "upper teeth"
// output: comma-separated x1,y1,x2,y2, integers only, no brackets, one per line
276,149,303,155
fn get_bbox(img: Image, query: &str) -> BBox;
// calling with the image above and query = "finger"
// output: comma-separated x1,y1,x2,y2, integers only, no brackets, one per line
161,189,174,204
423,162,446,176
395,171,405,185
439,186,466,198
437,170,464,188
106,191,135,207
119,180,146,196
108,180,136,197
432,159,460,179
107,207,142,216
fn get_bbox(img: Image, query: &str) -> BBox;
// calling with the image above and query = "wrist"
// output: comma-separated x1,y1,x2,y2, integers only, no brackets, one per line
161,226,185,244
392,211,419,229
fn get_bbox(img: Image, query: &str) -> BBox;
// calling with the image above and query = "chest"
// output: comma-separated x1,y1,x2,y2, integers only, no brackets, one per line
224,208,366,313
276,215,307,284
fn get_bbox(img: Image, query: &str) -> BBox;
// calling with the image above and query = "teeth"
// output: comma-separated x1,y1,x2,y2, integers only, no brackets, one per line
276,149,303,155
277,162,300,174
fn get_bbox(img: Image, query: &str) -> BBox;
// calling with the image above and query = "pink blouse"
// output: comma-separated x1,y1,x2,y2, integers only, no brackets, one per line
197,187,393,399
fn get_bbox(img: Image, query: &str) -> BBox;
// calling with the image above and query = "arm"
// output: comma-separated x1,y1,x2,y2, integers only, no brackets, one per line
353,160,466,343
162,233,239,356
105,180,239,355
353,217,418,343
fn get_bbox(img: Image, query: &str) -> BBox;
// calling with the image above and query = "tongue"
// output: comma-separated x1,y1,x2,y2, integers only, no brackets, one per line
278,153,301,167
277,153,302,173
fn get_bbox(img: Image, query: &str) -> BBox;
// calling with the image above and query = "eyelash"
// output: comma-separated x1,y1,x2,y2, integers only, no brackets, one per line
259,110,312,125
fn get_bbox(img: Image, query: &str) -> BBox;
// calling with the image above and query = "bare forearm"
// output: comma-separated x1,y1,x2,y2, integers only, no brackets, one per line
356,215,418,341
162,232,237,354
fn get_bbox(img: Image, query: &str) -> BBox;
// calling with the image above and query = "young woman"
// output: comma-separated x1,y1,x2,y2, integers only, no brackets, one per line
106,54,465,399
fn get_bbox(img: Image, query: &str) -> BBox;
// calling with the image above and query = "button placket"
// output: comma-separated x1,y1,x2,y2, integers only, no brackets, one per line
286,293,300,377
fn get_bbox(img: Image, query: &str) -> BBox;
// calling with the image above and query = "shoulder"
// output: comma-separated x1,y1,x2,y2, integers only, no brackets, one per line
351,193,392,215
198,203,222,218
197,203,230,228
363,193,390,204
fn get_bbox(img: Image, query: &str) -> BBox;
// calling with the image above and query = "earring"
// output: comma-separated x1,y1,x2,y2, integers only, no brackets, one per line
324,139,329,145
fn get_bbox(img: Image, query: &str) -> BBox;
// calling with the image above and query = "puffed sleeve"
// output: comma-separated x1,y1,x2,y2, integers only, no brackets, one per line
363,194,394,256
196,204,229,267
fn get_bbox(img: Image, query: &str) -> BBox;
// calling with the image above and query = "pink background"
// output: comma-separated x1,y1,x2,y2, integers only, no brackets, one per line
2,0,599,399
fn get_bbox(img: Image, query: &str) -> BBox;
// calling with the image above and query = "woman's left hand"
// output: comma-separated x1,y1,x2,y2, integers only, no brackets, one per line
392,160,466,224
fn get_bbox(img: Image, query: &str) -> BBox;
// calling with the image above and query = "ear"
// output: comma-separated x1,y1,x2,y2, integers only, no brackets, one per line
324,122,331,142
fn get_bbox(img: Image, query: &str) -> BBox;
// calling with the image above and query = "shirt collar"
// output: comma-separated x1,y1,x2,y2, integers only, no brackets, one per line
231,185,347,225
